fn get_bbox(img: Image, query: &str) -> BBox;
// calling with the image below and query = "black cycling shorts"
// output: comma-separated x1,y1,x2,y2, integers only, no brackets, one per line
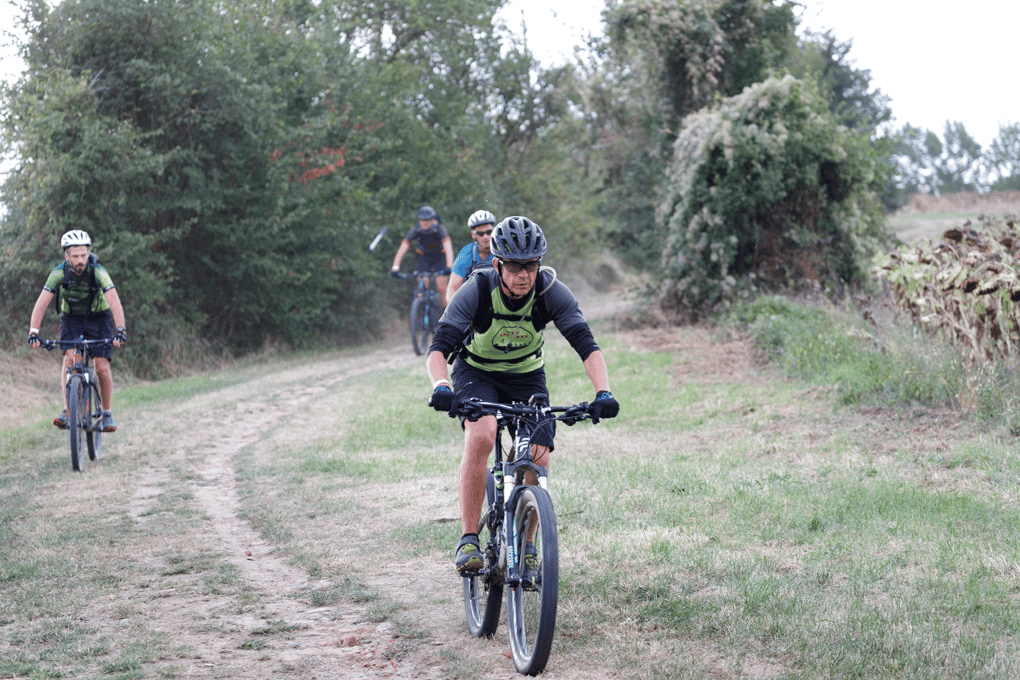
451,360,556,450
417,252,448,273
60,311,115,360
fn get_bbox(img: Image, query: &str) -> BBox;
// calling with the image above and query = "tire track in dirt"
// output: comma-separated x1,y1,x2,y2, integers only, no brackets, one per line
122,346,454,679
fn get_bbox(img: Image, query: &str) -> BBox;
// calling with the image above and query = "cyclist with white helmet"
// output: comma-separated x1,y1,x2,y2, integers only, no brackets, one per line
424,215,620,573
27,230,127,432
446,209,497,304
391,205,456,306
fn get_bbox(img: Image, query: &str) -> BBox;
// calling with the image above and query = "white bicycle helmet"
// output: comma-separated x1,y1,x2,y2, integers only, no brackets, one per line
467,210,496,229
60,229,92,249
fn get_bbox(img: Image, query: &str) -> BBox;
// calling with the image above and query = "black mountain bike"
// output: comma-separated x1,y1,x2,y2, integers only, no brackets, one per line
395,270,446,355
42,336,111,472
454,395,592,676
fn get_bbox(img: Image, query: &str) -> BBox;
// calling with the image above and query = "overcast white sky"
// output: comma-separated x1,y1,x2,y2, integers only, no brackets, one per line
2,0,1017,148
498,0,1019,148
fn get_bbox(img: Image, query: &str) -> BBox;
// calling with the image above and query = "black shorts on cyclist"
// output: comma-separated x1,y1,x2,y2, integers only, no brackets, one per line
417,251,448,273
451,361,556,450
61,310,115,360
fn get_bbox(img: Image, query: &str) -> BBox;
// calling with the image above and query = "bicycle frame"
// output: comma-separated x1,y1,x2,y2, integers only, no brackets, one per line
489,415,548,586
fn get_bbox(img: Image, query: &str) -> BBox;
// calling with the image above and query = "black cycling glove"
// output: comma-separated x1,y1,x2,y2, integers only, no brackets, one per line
429,385,460,416
114,327,128,345
588,390,619,424
27,332,41,347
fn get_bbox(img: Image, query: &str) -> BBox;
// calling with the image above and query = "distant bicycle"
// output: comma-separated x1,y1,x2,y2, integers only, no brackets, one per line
454,394,593,675
41,336,111,472
394,269,448,355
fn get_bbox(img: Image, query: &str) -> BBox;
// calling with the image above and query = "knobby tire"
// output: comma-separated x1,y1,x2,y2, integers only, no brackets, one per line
409,294,431,356
67,374,87,472
464,472,502,637
86,382,102,461
507,485,559,675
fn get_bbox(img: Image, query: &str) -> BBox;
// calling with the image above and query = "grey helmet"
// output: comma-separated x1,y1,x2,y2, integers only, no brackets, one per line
467,210,496,229
490,216,547,260
417,205,438,220
60,229,92,249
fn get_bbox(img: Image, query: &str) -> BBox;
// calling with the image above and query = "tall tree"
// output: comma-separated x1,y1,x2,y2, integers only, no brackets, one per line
607,0,798,134
593,0,798,268
932,121,982,194
790,30,891,133
985,122,1020,191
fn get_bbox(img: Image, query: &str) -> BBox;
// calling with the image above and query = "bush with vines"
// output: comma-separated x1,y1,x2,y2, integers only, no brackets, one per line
656,75,891,318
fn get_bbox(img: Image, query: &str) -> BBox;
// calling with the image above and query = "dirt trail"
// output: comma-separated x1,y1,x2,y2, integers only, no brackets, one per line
105,346,457,679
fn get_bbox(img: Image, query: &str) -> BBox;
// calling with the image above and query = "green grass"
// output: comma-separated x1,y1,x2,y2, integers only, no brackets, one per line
5,316,1020,678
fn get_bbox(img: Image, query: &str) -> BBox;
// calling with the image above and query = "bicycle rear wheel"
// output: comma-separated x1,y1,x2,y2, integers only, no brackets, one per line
86,382,102,461
66,374,87,472
409,295,431,355
507,485,559,675
463,472,502,637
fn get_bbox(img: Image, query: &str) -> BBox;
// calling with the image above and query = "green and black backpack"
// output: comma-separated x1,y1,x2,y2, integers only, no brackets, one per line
53,253,100,317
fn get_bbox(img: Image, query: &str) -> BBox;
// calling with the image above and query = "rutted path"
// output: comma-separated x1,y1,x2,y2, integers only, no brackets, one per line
112,346,452,679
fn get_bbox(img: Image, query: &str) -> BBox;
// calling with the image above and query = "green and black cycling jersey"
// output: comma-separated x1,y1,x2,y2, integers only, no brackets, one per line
430,267,600,373
43,256,116,316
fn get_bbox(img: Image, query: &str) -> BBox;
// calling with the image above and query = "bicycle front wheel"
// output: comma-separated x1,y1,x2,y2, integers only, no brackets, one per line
86,383,102,461
409,295,431,355
464,472,502,637
506,485,559,675
66,374,88,472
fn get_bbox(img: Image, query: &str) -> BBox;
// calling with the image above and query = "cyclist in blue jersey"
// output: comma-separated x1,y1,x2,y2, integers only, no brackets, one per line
391,205,455,306
424,216,620,573
27,230,127,432
446,209,497,305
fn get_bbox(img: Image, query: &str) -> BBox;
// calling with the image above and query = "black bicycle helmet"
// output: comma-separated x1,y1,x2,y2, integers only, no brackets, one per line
490,216,548,260
417,205,438,220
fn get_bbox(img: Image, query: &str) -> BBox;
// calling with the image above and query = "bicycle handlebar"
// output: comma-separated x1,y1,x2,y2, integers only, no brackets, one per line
394,269,451,280
453,397,592,426
40,338,114,352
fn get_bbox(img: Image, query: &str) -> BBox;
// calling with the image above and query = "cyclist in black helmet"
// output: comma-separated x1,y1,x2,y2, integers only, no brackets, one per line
424,215,620,573
27,229,127,432
391,205,455,306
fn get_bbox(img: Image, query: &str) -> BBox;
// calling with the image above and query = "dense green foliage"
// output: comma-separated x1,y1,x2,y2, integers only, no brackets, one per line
657,75,891,316
1,0,549,375
3,0,1007,376
598,0,799,267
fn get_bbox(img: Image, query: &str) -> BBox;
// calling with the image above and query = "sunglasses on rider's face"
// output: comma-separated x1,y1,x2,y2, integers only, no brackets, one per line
473,228,493,237
501,259,541,274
